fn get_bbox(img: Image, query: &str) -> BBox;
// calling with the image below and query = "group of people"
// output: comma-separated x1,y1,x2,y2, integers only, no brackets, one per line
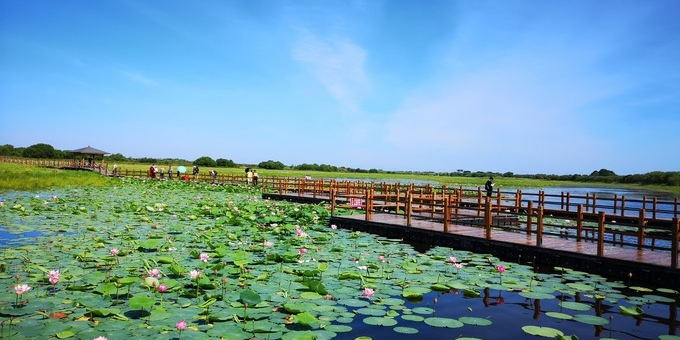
245,168,259,185
148,164,167,180
146,164,260,186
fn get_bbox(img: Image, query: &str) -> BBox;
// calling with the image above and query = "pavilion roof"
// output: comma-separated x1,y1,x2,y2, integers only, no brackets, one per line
69,146,110,155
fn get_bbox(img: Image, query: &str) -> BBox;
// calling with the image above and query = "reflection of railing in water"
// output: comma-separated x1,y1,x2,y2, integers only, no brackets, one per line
260,177,679,269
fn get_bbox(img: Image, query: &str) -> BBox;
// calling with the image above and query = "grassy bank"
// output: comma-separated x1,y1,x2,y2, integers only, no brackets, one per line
0,163,115,191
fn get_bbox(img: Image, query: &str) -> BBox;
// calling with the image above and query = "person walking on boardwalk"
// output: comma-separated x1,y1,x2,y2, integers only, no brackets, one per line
168,165,173,180
193,165,199,181
253,170,259,185
246,168,253,185
485,177,494,197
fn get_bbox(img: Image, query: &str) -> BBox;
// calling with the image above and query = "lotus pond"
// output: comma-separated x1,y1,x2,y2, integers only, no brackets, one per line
0,179,678,340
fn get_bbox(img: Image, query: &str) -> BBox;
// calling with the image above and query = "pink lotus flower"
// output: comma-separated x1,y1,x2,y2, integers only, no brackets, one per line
378,255,385,262
199,253,209,262
189,270,200,280
449,256,457,263
362,288,375,299
109,248,120,256
157,285,168,293
176,319,187,331
295,225,308,238
48,270,61,284
148,268,162,278
13,284,31,295
92,337,108,340
263,240,274,248
496,265,506,273
330,224,338,230
454,263,463,269
299,248,308,254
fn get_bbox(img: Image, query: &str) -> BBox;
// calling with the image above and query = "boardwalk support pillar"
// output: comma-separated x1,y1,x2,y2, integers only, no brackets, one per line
537,206,544,247
484,198,492,239
672,217,679,269
597,211,606,257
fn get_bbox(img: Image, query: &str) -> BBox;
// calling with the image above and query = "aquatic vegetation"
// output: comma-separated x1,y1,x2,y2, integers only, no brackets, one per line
0,180,677,340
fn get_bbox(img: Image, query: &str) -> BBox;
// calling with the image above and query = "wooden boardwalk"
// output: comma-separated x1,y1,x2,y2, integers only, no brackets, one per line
265,191,679,286
339,212,676,267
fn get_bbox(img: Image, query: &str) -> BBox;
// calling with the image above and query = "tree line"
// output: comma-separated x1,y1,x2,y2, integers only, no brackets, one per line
1,143,678,187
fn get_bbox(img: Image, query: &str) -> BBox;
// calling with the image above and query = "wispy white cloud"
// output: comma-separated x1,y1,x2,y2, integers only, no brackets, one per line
292,31,370,113
121,71,158,86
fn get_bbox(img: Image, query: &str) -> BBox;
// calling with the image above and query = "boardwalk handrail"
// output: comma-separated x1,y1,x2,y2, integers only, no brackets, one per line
261,177,679,269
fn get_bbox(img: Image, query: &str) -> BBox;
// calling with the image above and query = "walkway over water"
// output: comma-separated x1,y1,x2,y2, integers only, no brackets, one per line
259,178,679,286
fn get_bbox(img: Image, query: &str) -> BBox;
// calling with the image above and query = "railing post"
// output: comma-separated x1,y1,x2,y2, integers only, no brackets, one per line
526,201,533,235
613,194,618,214
537,206,544,247
364,189,371,221
477,189,483,217
637,209,646,250
566,193,571,213
406,192,412,227
484,198,492,239
330,188,336,215
576,204,583,242
671,217,678,269
597,211,606,257
621,196,626,216
444,194,451,233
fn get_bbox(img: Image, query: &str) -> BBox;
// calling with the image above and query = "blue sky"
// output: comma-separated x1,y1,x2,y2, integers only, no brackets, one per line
1,0,678,175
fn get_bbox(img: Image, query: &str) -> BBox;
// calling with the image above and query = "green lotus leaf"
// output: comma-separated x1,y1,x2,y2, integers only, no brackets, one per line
659,335,680,340
325,324,352,333
424,317,464,328
573,314,609,326
300,292,323,300
294,312,318,326
656,288,678,295
394,326,418,334
231,250,252,266
458,316,492,326
522,325,564,337
137,239,162,250
642,294,675,303
629,286,653,292
129,294,155,310
559,301,591,311
519,291,555,300
363,317,398,327
619,305,644,316
301,279,328,295
401,314,424,322
156,255,174,264
546,312,573,320
283,302,317,314
55,329,75,339
239,289,262,305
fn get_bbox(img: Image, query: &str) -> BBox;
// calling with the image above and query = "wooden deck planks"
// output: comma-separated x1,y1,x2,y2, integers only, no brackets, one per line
339,212,678,268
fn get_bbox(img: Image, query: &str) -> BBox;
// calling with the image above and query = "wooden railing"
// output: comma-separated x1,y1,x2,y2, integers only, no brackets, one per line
260,177,679,268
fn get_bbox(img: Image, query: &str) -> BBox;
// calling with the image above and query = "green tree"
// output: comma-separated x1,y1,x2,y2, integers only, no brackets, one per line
23,143,56,158
0,144,22,157
107,153,128,162
194,156,217,167
216,158,237,167
258,160,285,170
